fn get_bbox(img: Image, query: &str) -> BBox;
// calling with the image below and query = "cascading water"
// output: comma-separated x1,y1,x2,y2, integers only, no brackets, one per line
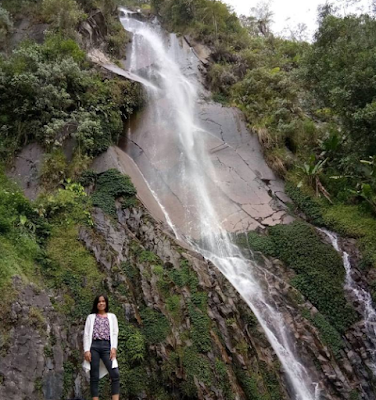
120,10,320,399
319,228,376,375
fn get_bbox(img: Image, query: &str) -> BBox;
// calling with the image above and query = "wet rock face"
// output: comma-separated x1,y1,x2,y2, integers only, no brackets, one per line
8,17,49,50
78,10,108,50
6,143,44,201
0,278,65,400
109,21,293,237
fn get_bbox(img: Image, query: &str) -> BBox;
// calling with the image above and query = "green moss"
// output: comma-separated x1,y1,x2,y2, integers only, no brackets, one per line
92,169,136,217
140,307,170,344
236,368,262,400
44,345,53,358
181,347,212,394
266,221,357,332
34,377,43,393
259,361,284,400
29,307,46,331
165,295,182,322
188,302,212,353
168,263,199,292
301,309,344,358
152,265,164,277
323,204,376,269
121,261,139,283
190,291,208,311
215,359,234,399
122,365,149,396
63,361,75,399
44,225,103,319
139,250,159,263
285,182,325,225
247,231,275,256
350,389,361,400
125,330,146,364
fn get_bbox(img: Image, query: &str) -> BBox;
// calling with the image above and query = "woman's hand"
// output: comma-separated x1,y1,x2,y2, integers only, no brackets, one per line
110,348,117,360
84,351,91,362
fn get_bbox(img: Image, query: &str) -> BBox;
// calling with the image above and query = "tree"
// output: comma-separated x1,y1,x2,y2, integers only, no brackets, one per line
249,0,274,37
42,0,85,34
0,6,13,46
302,12,376,155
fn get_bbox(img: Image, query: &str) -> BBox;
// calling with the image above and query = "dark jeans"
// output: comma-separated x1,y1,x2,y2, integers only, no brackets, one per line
90,340,120,397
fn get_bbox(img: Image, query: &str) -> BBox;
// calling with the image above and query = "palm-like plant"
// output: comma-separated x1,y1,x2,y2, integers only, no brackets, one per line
297,155,332,202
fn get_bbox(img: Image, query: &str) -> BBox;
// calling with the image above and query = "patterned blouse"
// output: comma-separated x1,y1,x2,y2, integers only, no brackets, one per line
92,314,110,341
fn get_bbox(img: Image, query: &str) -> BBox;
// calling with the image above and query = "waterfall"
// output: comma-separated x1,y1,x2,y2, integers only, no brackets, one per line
319,228,376,374
120,10,319,399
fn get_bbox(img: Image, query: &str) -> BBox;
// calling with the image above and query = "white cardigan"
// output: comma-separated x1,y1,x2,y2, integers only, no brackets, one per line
82,313,119,378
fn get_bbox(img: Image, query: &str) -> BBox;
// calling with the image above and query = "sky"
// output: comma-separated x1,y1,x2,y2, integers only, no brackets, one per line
225,0,373,39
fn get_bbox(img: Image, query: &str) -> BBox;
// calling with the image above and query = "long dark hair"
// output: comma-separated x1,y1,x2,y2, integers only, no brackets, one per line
91,294,109,314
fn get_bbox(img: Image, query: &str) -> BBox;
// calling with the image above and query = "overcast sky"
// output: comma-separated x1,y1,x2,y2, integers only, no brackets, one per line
225,0,373,38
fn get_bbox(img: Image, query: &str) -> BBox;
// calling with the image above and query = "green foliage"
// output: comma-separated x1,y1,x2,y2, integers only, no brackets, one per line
125,330,146,363
39,149,69,189
350,389,361,400
181,346,212,396
153,0,245,45
215,359,234,399
235,368,262,400
165,295,181,321
301,14,376,156
63,361,75,399
190,291,207,311
42,0,86,34
322,204,376,269
168,262,199,291
29,306,46,330
35,180,91,225
0,36,142,160
121,261,139,282
296,155,327,191
43,33,86,63
266,221,357,332
285,182,325,225
139,250,159,263
301,309,344,358
44,225,103,318
0,172,42,291
247,231,275,256
91,169,136,217
140,307,170,344
106,18,130,58
188,302,211,353
0,6,12,45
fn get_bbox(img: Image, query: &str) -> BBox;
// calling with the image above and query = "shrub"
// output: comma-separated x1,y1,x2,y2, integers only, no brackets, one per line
0,6,12,45
0,36,142,160
91,169,136,217
42,0,85,34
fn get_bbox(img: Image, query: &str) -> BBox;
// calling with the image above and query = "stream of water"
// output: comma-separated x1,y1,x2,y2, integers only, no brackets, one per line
119,10,320,399
319,229,376,375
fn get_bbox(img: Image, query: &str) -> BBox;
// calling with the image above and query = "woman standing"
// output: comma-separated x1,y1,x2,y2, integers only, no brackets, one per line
83,295,120,400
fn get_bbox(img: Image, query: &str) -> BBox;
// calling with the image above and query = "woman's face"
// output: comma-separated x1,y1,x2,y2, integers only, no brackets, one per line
97,296,107,312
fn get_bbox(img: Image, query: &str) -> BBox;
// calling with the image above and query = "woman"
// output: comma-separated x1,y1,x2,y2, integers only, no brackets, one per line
82,295,120,400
